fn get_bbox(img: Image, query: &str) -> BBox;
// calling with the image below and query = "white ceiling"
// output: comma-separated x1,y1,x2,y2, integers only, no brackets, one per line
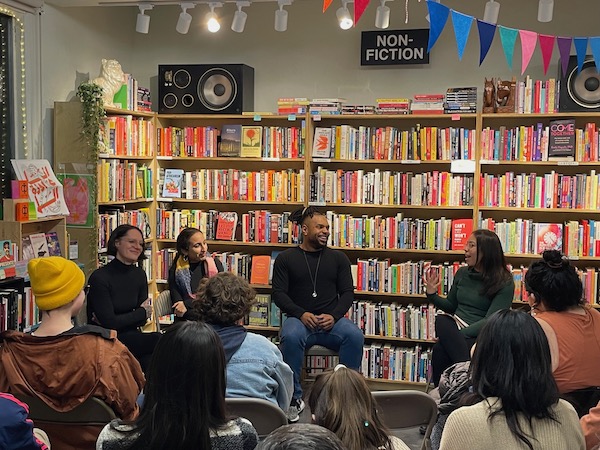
46,0,292,7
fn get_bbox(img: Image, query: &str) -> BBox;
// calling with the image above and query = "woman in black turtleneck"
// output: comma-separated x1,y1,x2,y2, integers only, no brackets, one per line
87,224,160,372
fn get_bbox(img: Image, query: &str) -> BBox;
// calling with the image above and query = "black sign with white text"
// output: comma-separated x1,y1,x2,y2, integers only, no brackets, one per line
361,29,430,66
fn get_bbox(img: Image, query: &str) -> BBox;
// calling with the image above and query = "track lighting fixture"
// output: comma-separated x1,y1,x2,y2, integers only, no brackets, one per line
537,0,553,22
231,1,250,33
135,3,153,34
425,0,439,23
483,0,500,24
275,0,292,32
176,2,195,34
206,2,223,33
375,0,391,29
336,0,353,30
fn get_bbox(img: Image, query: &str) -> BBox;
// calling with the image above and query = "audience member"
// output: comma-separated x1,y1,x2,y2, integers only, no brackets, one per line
193,272,293,410
425,229,514,385
272,206,364,422
0,256,144,450
87,224,161,371
439,309,584,449
0,393,50,450
308,364,410,450
169,227,223,320
581,401,600,450
96,321,258,450
524,250,600,400
258,424,345,450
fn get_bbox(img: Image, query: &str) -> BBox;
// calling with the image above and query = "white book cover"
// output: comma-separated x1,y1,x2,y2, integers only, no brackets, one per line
312,127,332,158
29,232,50,258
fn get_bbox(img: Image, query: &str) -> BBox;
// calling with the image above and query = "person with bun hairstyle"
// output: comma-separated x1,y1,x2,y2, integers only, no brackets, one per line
0,256,144,450
87,224,161,371
524,250,600,399
308,364,410,450
272,206,364,422
168,227,223,320
424,229,514,386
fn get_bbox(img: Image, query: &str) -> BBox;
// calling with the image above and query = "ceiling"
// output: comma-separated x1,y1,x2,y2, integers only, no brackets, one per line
46,0,293,8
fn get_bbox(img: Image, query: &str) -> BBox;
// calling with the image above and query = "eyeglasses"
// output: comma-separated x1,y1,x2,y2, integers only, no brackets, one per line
84,285,90,295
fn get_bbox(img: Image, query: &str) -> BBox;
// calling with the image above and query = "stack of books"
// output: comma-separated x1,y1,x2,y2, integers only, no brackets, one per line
410,94,445,114
277,97,309,115
341,104,376,115
376,98,410,115
136,87,152,112
309,98,345,115
445,87,477,114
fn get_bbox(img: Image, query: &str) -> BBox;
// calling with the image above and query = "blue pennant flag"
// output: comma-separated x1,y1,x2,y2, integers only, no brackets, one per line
574,37,589,72
477,19,496,66
589,37,600,73
427,0,450,53
451,11,473,61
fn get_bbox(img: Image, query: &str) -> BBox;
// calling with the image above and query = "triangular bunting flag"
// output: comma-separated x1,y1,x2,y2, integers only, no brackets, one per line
590,37,600,73
322,0,333,12
574,37,589,72
427,1,450,52
557,37,573,78
539,34,555,75
354,0,369,25
477,19,496,66
499,26,518,70
451,10,473,61
519,30,538,75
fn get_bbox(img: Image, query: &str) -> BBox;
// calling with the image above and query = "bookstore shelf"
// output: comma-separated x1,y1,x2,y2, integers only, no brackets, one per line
99,154,153,161
480,160,598,166
364,334,436,344
479,207,600,214
312,203,474,211
157,199,305,206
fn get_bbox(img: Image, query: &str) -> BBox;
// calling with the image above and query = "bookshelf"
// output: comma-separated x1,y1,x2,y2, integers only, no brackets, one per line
0,216,68,261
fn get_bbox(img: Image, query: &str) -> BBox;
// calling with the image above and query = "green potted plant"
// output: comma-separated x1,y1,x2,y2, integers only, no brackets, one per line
76,82,105,162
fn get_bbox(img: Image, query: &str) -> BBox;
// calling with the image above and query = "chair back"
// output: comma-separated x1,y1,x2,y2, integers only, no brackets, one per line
153,290,173,330
561,386,600,418
372,389,438,450
16,394,117,425
225,397,288,439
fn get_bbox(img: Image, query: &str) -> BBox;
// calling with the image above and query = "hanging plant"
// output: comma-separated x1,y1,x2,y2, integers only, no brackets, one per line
76,82,105,163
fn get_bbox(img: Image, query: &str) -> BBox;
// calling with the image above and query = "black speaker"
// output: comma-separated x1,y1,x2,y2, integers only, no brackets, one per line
559,55,600,112
158,64,254,114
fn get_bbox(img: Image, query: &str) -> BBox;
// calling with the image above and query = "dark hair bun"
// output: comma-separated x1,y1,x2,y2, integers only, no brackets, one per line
290,208,305,225
542,250,568,269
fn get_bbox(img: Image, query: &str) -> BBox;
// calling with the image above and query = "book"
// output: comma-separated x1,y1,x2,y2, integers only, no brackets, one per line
29,232,50,258
269,299,281,327
0,240,16,279
21,236,35,261
451,218,473,250
312,127,332,158
250,254,271,285
215,211,238,241
45,232,62,256
248,293,270,326
535,223,563,253
548,118,576,161
241,126,263,158
162,168,184,198
219,124,242,157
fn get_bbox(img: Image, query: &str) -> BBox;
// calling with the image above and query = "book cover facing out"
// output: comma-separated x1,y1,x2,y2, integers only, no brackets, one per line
536,223,563,253
0,240,16,279
548,119,576,160
162,169,184,198
241,126,262,158
215,212,238,241
219,125,242,157
451,218,473,250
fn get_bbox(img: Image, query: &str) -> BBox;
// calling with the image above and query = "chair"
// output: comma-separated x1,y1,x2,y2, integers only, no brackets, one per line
371,390,438,450
15,394,117,425
561,386,600,418
154,290,173,330
225,397,288,439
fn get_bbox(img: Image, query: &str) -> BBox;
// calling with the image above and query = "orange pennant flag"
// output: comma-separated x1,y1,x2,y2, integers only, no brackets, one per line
323,0,333,12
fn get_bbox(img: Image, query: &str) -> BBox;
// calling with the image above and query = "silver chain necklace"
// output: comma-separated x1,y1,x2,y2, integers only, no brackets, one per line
303,250,322,298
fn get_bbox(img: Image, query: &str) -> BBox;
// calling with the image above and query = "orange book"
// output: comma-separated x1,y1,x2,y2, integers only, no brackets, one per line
250,254,271,285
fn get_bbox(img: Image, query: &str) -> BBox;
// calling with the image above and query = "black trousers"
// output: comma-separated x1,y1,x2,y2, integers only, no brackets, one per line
119,330,161,373
432,315,476,386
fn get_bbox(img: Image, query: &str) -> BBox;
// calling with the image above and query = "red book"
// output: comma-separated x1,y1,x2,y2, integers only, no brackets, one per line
215,212,238,241
269,213,280,243
536,223,563,253
451,219,474,250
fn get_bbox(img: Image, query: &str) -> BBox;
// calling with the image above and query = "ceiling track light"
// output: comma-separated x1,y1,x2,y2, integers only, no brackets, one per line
425,0,439,23
206,2,223,33
375,0,392,29
231,0,250,33
537,0,553,22
275,0,292,32
483,0,500,24
136,3,153,33
176,2,195,34
336,0,353,30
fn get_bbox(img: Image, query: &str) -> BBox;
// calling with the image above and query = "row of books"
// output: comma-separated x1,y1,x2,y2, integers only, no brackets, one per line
112,73,145,112
305,354,340,375
478,171,600,210
158,168,305,203
98,208,151,251
516,76,558,115
246,294,282,327
0,287,39,333
445,87,477,114
360,344,431,383
310,168,475,207
312,125,476,161
100,116,155,157
136,87,152,113
97,160,153,203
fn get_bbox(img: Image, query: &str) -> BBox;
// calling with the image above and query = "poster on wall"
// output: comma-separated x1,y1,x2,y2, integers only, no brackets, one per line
56,173,95,228
361,29,430,66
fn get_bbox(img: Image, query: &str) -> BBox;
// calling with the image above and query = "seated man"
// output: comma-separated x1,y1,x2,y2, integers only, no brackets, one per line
272,207,365,422
0,257,145,450
193,272,293,411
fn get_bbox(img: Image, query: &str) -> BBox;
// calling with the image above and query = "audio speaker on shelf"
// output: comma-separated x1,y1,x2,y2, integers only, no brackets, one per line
158,64,254,114
558,55,600,112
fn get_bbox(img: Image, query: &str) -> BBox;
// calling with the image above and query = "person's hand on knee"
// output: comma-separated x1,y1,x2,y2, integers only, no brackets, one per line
315,314,334,331
301,312,319,330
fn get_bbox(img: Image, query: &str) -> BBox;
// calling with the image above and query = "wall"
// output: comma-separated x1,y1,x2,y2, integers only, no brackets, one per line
40,0,600,159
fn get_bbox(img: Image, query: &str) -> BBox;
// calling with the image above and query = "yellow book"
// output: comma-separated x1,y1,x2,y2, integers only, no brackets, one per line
241,126,263,158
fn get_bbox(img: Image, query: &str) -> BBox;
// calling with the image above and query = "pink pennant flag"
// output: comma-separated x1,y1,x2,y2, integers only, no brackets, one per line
354,0,369,24
520,30,538,75
323,0,333,12
538,34,556,75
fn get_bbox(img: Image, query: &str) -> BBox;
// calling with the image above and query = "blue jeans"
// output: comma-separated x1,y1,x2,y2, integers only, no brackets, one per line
280,317,365,400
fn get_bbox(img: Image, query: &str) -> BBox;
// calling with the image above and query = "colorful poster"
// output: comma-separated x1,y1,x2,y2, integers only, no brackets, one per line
56,173,95,228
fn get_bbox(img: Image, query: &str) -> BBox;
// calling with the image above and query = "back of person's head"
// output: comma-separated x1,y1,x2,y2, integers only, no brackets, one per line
290,206,325,226
308,365,393,450
524,250,584,311
259,424,346,450
471,229,511,297
106,224,147,261
470,309,559,449
175,227,203,255
128,321,227,449
27,256,85,311
193,272,256,325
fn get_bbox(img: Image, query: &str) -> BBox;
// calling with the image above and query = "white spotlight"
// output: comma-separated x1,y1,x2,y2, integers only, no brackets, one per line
375,0,391,29
231,1,250,33
483,0,500,24
336,0,353,30
176,3,195,34
537,0,553,22
136,4,153,34
206,2,223,33
425,0,440,23
275,0,292,32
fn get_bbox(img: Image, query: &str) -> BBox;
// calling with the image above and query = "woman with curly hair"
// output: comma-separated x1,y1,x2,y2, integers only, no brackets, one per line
193,272,293,411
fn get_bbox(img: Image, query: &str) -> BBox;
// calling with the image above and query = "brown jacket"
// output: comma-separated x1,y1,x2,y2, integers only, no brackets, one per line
0,325,145,450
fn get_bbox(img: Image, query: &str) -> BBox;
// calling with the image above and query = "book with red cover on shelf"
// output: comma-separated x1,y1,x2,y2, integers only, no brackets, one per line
451,219,473,251
535,223,563,254
215,211,238,241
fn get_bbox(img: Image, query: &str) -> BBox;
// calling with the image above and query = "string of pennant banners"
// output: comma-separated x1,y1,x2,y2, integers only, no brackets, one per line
425,0,600,76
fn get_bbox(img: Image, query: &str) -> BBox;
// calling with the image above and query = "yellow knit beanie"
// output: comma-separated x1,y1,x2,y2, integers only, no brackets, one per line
28,256,85,311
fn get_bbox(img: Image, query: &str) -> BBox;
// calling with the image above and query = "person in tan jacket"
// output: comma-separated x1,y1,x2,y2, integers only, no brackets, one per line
0,256,145,450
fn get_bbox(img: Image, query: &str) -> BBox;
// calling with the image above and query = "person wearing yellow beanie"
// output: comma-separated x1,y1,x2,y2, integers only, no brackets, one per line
28,256,85,311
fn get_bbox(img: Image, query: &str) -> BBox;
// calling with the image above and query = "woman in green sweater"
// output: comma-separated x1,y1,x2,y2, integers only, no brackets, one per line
425,229,514,386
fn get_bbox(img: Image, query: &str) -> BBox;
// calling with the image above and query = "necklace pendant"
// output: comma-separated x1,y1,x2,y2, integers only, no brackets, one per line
312,291,317,298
